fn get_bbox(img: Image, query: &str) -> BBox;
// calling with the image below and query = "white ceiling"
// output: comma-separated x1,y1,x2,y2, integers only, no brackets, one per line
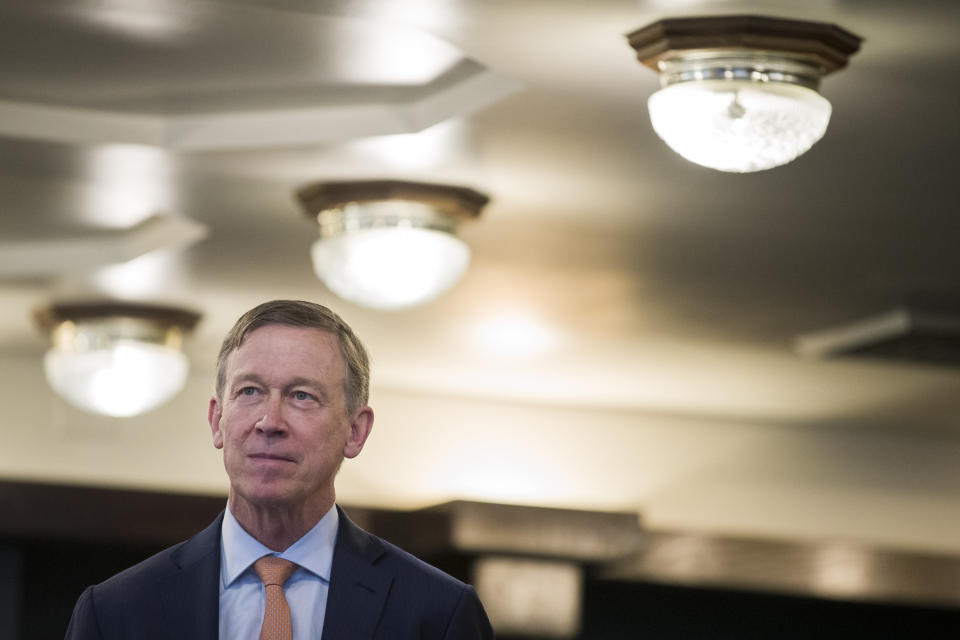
3,0,960,556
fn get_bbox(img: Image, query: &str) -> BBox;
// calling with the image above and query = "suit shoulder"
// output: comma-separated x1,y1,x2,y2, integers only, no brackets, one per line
84,514,221,605
67,518,222,640
370,535,494,638
88,539,189,600
375,534,469,590
338,509,468,596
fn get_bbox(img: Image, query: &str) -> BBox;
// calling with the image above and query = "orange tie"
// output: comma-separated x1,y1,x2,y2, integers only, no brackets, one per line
254,556,298,640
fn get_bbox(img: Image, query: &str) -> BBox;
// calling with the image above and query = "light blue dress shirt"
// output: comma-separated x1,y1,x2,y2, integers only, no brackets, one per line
219,503,338,640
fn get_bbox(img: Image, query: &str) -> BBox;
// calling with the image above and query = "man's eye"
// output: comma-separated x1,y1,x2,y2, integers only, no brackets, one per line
293,391,313,401
239,387,259,396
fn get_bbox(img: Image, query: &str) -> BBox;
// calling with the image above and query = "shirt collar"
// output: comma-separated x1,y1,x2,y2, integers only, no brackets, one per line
220,502,339,589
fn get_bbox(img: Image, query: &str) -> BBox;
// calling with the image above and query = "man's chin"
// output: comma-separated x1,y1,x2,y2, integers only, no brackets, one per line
231,481,299,508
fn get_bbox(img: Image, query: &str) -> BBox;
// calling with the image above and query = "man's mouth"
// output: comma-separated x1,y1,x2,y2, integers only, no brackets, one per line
248,453,294,462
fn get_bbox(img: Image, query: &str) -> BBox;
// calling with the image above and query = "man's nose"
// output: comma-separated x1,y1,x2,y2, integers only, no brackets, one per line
254,393,287,435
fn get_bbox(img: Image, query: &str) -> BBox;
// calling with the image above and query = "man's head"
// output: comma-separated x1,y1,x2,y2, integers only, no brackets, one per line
215,299,370,415
208,300,374,528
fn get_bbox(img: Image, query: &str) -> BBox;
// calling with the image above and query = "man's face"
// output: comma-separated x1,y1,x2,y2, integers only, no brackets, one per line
208,324,372,513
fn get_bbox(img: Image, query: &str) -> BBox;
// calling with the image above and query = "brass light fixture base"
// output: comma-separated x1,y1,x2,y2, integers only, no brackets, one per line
627,15,862,76
297,179,489,223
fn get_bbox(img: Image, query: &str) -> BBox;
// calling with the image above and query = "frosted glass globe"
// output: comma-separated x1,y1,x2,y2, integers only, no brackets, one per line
44,341,189,417
311,227,471,310
648,80,832,172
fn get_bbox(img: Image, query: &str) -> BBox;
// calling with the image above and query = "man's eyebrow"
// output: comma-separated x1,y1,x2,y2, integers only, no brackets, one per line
230,373,266,387
285,377,329,394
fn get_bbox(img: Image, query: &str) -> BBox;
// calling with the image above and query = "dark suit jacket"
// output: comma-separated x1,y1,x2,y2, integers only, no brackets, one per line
65,507,494,639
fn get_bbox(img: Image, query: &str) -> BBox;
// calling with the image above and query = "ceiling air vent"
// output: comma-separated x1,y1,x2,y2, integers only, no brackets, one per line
795,308,960,367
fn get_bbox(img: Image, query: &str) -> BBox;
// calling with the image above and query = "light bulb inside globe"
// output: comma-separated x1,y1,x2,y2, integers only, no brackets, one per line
44,341,189,417
34,302,200,418
311,226,471,310
626,16,862,173
296,180,488,310
648,79,832,172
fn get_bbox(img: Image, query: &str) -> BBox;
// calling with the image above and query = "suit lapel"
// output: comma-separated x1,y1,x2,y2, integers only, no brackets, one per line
321,507,393,640
157,513,223,640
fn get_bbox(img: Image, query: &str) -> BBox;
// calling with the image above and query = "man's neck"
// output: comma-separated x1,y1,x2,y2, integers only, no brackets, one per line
229,492,334,551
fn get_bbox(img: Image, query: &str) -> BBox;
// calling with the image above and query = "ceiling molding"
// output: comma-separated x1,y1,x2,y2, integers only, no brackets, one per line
0,68,523,152
0,213,207,278
0,100,166,148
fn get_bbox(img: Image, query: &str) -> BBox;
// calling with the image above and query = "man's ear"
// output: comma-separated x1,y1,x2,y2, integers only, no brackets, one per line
343,406,374,459
208,396,225,449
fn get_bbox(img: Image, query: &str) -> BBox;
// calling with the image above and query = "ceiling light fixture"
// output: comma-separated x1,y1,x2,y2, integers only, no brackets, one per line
297,179,489,310
34,301,200,417
627,15,862,172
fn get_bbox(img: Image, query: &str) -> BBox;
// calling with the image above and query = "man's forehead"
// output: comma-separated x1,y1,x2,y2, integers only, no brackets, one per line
227,325,343,369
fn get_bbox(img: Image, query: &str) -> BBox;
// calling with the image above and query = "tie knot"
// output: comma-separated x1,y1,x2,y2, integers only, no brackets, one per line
254,556,298,587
